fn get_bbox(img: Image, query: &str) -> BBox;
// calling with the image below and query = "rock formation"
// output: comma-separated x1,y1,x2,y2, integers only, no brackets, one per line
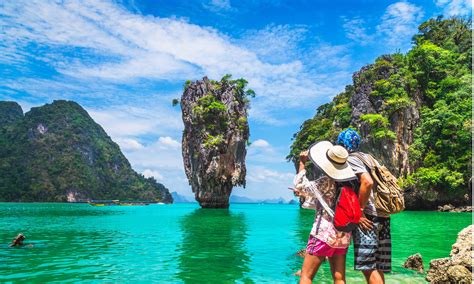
181,76,251,208
288,17,472,210
350,57,422,178
403,253,424,272
426,225,472,283
437,204,473,212
0,100,173,203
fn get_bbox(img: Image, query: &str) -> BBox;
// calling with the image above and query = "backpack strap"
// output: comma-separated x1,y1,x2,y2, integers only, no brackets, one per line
308,182,335,217
366,154,380,168
350,152,374,170
315,208,323,236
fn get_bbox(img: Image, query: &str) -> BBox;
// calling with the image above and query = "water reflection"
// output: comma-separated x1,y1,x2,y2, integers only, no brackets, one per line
288,208,314,272
295,207,314,246
176,209,250,283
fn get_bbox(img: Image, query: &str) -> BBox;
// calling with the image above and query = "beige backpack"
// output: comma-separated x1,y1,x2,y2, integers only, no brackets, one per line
350,152,405,215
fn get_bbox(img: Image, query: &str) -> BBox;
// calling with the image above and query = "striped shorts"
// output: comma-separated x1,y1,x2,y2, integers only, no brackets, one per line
353,215,391,272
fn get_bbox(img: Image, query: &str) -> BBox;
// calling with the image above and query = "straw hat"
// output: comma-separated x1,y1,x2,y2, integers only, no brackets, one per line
308,141,356,181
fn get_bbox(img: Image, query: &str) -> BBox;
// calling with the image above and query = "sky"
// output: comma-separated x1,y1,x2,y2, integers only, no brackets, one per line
0,0,471,201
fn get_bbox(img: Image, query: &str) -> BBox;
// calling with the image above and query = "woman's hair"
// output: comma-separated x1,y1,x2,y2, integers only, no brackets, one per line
335,179,359,193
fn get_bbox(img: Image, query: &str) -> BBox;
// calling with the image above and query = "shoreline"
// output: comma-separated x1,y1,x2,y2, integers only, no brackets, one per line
0,201,472,212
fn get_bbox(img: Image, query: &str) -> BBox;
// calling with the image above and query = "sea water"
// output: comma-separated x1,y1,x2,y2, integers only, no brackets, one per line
0,203,471,283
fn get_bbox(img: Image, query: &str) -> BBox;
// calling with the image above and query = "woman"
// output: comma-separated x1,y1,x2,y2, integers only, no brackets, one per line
293,141,357,284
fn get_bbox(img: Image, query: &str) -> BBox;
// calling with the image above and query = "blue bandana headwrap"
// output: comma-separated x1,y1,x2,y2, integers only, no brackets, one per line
337,128,361,152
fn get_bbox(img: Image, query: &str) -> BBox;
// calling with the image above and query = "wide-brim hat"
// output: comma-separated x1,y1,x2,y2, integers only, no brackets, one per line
308,141,356,182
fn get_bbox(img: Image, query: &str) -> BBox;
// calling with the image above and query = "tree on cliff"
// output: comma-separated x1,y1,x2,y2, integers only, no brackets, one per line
287,17,472,209
180,75,254,208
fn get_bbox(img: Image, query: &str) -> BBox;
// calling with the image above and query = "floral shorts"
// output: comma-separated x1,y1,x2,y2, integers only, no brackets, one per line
306,235,348,257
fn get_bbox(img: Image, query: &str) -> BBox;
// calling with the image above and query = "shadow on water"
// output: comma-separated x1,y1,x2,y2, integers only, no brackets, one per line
176,208,251,283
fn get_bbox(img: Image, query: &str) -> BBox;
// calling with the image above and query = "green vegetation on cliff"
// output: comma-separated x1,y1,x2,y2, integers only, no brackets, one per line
183,74,254,149
288,17,472,205
0,100,173,202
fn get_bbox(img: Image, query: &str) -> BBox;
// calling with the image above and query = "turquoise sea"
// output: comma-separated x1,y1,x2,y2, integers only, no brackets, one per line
0,203,471,283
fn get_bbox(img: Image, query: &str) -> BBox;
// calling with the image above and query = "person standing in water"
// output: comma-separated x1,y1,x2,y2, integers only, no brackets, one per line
293,141,357,284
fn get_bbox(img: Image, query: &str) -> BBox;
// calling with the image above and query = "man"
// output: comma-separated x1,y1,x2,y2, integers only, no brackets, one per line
337,128,391,284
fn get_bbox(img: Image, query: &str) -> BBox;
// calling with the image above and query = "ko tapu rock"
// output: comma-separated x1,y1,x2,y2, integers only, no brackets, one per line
180,75,254,208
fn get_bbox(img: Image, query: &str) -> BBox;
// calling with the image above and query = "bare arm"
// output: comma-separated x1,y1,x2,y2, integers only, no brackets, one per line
357,172,373,209
294,151,309,197
297,150,308,173
357,172,374,231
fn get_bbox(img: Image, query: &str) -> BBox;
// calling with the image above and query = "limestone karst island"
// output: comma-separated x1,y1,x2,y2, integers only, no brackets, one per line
0,0,472,283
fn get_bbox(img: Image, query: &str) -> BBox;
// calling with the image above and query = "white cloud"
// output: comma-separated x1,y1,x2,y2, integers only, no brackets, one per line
377,1,424,47
238,24,308,64
142,169,164,181
0,0,350,125
435,0,472,16
87,105,182,138
157,136,181,149
115,138,144,150
341,17,374,45
203,0,233,12
247,166,293,183
252,139,270,148
122,136,190,196
341,2,425,50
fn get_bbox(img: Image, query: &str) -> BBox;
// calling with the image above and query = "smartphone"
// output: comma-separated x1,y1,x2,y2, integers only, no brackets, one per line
288,187,296,191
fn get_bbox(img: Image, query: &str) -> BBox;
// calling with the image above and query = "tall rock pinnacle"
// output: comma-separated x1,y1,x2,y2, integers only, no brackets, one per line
180,75,253,208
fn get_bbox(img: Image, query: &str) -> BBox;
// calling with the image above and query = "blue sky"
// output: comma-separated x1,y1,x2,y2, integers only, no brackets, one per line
0,0,471,200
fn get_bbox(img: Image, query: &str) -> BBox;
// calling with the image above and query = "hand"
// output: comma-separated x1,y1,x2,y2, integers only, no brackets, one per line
299,150,309,163
293,189,307,198
358,214,374,231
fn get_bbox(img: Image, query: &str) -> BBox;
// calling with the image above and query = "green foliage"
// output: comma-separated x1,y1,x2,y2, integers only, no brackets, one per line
203,134,225,148
189,74,254,148
172,98,180,107
183,80,192,91
360,114,396,140
413,16,472,66
193,94,228,136
0,100,172,202
288,16,472,199
287,88,353,164
406,74,471,195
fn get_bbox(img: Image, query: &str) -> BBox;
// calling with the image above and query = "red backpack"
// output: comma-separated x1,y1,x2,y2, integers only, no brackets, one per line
333,186,362,232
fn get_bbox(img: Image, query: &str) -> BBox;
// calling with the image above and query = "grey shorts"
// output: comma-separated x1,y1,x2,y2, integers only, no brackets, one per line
353,215,391,272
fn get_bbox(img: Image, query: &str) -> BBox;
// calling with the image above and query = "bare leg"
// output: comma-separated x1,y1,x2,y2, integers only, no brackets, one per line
328,254,346,284
362,270,384,284
300,253,325,284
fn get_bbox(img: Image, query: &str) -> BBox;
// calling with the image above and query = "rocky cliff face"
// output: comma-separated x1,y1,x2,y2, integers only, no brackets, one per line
181,76,251,208
350,58,422,178
288,17,472,210
0,100,173,203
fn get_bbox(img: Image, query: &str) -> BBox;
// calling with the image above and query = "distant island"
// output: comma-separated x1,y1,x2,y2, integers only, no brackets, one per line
288,17,471,210
0,100,173,203
172,191,295,204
